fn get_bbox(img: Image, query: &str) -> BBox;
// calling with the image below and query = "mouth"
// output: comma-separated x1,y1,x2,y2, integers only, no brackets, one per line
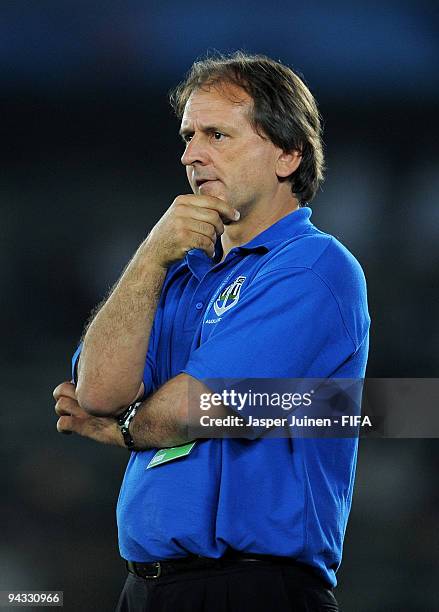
195,178,218,189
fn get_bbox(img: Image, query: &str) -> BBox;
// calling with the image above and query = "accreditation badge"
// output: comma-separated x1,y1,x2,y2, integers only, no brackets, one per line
146,441,197,469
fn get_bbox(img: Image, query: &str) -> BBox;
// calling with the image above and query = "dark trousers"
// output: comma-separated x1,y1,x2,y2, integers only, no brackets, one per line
115,560,339,612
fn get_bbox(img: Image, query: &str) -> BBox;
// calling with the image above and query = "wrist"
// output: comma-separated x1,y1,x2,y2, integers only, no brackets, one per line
141,236,175,270
117,402,140,450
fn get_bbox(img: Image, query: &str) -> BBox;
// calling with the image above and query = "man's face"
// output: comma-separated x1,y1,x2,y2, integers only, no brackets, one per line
180,83,284,214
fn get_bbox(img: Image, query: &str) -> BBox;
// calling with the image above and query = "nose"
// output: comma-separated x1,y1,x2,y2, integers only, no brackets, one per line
181,135,209,167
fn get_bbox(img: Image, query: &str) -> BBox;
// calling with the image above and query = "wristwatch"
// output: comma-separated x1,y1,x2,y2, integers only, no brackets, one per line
117,402,140,450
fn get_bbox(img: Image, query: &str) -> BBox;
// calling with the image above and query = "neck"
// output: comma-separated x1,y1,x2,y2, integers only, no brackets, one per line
220,195,300,261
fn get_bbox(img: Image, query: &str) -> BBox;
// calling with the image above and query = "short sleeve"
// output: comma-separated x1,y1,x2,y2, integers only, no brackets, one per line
183,267,357,380
71,343,83,383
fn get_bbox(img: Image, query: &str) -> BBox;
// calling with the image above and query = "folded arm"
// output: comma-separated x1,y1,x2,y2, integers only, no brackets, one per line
55,374,230,449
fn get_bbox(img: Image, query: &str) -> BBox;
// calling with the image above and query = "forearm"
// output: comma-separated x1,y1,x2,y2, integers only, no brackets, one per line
130,374,193,449
55,375,238,450
76,194,238,416
77,239,167,415
130,374,237,449
54,378,191,449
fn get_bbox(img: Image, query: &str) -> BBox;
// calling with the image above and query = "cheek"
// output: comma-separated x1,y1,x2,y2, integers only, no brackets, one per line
242,151,277,186
221,143,277,191
248,143,276,169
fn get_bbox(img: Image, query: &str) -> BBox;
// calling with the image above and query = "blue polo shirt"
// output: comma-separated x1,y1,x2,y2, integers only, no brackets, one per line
74,207,370,587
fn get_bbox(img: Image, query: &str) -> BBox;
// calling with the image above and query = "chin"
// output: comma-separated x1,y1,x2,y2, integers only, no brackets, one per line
200,185,226,200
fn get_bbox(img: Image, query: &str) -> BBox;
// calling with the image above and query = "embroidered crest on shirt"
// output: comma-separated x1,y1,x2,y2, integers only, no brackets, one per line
213,276,246,316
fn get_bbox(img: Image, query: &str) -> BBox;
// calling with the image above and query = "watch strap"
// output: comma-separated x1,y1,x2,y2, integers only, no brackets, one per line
117,402,140,450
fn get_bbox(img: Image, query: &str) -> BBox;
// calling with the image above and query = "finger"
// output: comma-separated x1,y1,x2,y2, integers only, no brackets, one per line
53,381,76,402
173,205,222,241
186,219,217,243
55,396,82,417
57,415,74,434
178,195,240,224
57,414,88,436
185,207,225,237
187,231,216,258
57,413,119,446
193,196,240,224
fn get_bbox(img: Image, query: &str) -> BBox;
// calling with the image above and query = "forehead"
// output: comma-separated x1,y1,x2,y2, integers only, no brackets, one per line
180,83,253,130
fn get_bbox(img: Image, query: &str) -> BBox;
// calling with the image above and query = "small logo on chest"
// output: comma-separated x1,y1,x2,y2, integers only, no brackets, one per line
213,275,246,316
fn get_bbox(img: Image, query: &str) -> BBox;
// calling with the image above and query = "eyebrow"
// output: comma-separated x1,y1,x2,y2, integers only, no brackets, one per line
179,124,232,138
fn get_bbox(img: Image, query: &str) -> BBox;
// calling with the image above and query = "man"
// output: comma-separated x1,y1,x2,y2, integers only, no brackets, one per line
54,52,370,611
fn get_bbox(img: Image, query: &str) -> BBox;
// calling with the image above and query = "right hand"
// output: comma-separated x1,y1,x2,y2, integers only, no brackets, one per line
54,381,125,447
145,194,240,267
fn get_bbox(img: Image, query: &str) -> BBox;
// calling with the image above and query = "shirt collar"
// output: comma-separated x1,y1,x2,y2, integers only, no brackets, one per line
185,206,313,280
237,206,313,253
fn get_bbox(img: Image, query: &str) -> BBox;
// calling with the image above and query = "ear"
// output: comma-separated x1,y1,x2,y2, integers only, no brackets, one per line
275,149,302,179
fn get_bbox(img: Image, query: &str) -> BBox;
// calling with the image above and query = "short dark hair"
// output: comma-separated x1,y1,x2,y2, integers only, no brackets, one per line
169,51,325,204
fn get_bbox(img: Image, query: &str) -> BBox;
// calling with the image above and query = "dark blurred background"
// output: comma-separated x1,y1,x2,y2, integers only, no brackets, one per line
2,1,438,610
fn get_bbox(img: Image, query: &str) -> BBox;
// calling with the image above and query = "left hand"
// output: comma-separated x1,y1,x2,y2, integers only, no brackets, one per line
53,381,124,447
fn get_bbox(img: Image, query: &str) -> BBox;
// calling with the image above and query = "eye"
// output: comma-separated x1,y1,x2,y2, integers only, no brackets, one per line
182,134,193,144
213,132,225,141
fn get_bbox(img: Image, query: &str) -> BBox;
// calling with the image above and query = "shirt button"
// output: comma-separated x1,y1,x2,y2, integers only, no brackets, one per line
195,302,204,310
